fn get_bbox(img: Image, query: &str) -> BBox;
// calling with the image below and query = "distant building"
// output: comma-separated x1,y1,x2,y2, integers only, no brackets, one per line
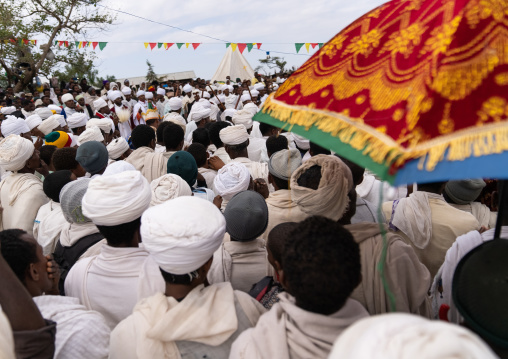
117,71,196,87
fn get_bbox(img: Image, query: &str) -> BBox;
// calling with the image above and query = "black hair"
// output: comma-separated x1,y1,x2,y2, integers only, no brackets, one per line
259,122,277,136
160,268,199,285
96,217,141,247
39,145,57,166
338,189,357,226
267,222,297,264
225,140,249,153
284,216,361,315
21,99,32,107
266,135,288,157
192,128,210,148
42,170,73,202
418,181,447,194
145,118,158,127
310,142,331,156
130,124,156,149
297,165,322,190
0,229,37,284
52,147,79,171
187,143,207,167
163,123,184,150
338,156,365,187
208,121,231,148
156,121,171,144
271,174,290,190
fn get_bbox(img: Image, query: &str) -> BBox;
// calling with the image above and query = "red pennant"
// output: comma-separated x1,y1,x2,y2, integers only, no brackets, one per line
64,41,69,47
192,43,200,50
58,41,64,47
237,43,247,54
92,42,99,49
256,43,262,49
311,43,318,49
10,39,16,44
23,39,29,45
82,41,88,47
165,43,174,50
149,42,156,50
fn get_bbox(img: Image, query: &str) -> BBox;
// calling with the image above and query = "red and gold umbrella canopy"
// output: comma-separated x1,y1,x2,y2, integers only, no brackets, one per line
256,0,508,183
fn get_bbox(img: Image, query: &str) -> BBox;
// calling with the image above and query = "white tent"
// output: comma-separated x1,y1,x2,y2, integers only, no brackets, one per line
211,47,255,82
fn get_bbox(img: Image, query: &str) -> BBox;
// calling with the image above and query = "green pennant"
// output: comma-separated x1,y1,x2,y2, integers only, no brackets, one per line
176,43,184,49
318,43,324,49
98,42,107,50
75,41,80,48
246,43,253,52
18,38,23,45
295,43,304,53
148,101,153,110
157,42,163,49
226,43,230,48
54,40,58,46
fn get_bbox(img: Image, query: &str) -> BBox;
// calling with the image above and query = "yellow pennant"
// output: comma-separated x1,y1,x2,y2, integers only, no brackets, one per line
305,43,310,53
231,43,237,52
185,43,190,48
144,43,149,49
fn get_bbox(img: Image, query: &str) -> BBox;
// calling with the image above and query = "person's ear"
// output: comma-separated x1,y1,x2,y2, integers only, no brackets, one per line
268,173,274,186
28,263,40,282
279,269,290,292
206,152,210,159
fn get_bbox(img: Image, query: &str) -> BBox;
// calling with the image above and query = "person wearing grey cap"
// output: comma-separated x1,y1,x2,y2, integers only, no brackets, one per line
75,141,109,178
444,179,497,229
207,191,274,293
261,149,307,240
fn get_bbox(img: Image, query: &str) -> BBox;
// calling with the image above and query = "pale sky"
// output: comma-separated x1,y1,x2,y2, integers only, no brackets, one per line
85,0,387,80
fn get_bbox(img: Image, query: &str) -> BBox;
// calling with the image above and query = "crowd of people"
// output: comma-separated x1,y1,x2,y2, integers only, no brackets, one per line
0,72,505,358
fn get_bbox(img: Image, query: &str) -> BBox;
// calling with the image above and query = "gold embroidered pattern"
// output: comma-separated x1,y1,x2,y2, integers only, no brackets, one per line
420,16,462,56
466,0,508,28
477,96,508,123
321,35,348,59
344,30,384,57
380,23,427,57
494,72,508,85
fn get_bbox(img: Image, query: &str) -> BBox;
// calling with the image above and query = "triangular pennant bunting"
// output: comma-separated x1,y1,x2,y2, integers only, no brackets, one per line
157,43,163,49
192,43,200,50
185,43,190,48
144,43,149,49
311,43,318,49
246,43,253,52
226,43,231,48
165,43,174,50
149,42,156,50
82,41,88,47
98,42,107,50
256,43,262,49
23,39,29,45
237,43,247,54
31,40,36,45
92,42,98,50
64,41,69,47
18,39,23,45
79,41,84,49
75,41,80,48
176,43,183,49
54,40,58,46
318,43,324,48
305,43,310,52
231,43,237,52
295,43,304,53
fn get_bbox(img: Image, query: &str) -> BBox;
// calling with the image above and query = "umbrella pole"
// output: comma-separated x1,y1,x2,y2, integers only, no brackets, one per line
494,180,507,239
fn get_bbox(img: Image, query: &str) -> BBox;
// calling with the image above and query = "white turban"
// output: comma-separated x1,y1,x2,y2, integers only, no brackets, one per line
150,174,192,206
218,94,226,103
52,115,67,127
232,109,254,129
168,97,182,111
61,93,74,103
0,106,16,115
189,104,211,122
213,162,251,201
1,116,30,136
250,89,259,97
48,105,62,113
219,124,249,145
25,114,43,130
240,94,251,103
122,87,132,96
293,133,310,150
82,170,151,226
163,113,186,131
198,99,211,109
110,82,118,90
0,135,34,171
107,137,130,160
109,90,122,101
243,103,259,117
93,98,108,110
227,85,234,92
37,116,61,135
78,126,104,145
183,84,193,93
202,92,211,99
66,113,88,129
34,107,53,120
220,85,228,91
103,160,135,176
192,89,200,95
222,108,237,122
254,83,265,91
145,92,154,100
156,88,165,96
140,196,226,274
136,90,145,97
328,313,498,359
86,118,113,134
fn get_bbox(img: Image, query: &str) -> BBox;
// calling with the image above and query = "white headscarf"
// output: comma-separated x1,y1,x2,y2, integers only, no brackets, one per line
232,109,254,129
1,116,30,136
122,87,132,96
0,135,34,171
183,84,193,93
150,174,192,206
86,118,113,134
66,113,88,129
93,98,108,110
136,90,145,98
145,92,154,100
240,94,251,103
37,116,61,135
213,162,251,201
82,170,151,226
189,103,211,122
293,133,310,150
25,114,43,131
49,114,66,128
140,196,226,274
243,103,259,116
48,105,62,113
328,313,497,359
168,97,182,111
78,126,104,145
220,108,237,122
156,88,165,96
109,90,122,101
34,107,53,120
219,125,249,145
106,137,130,160
61,93,74,103
0,106,16,115
103,161,136,176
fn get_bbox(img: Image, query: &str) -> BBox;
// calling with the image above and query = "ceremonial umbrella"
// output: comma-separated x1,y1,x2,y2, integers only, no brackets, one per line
255,0,508,185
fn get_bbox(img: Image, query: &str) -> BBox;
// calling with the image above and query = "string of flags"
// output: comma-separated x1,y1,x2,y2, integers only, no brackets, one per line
143,42,201,50
295,43,324,53
54,40,108,50
1,39,37,45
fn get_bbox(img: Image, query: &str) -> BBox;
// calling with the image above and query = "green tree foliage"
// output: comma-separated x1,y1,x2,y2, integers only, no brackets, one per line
255,56,287,75
0,0,115,92
145,60,166,84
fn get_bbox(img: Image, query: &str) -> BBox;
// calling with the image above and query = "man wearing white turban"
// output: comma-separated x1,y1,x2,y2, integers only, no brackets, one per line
65,170,165,330
232,110,268,163
328,313,497,359
132,90,148,126
213,162,251,210
109,196,266,359
164,97,182,116
86,118,114,144
66,112,88,136
121,87,137,112
24,114,43,133
1,116,31,139
78,126,104,145
0,135,48,235
149,174,192,206
61,93,78,119
156,88,167,118
223,86,242,110
163,98,186,131
185,103,211,143
106,137,132,161
34,107,54,120
220,125,270,185
37,116,63,136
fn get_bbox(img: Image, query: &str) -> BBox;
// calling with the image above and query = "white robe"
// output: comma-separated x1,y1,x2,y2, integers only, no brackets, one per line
59,221,106,260
64,244,165,329
213,147,231,165
33,295,110,359
232,157,269,183
198,167,217,191
247,137,269,163
33,201,67,255
132,101,148,126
